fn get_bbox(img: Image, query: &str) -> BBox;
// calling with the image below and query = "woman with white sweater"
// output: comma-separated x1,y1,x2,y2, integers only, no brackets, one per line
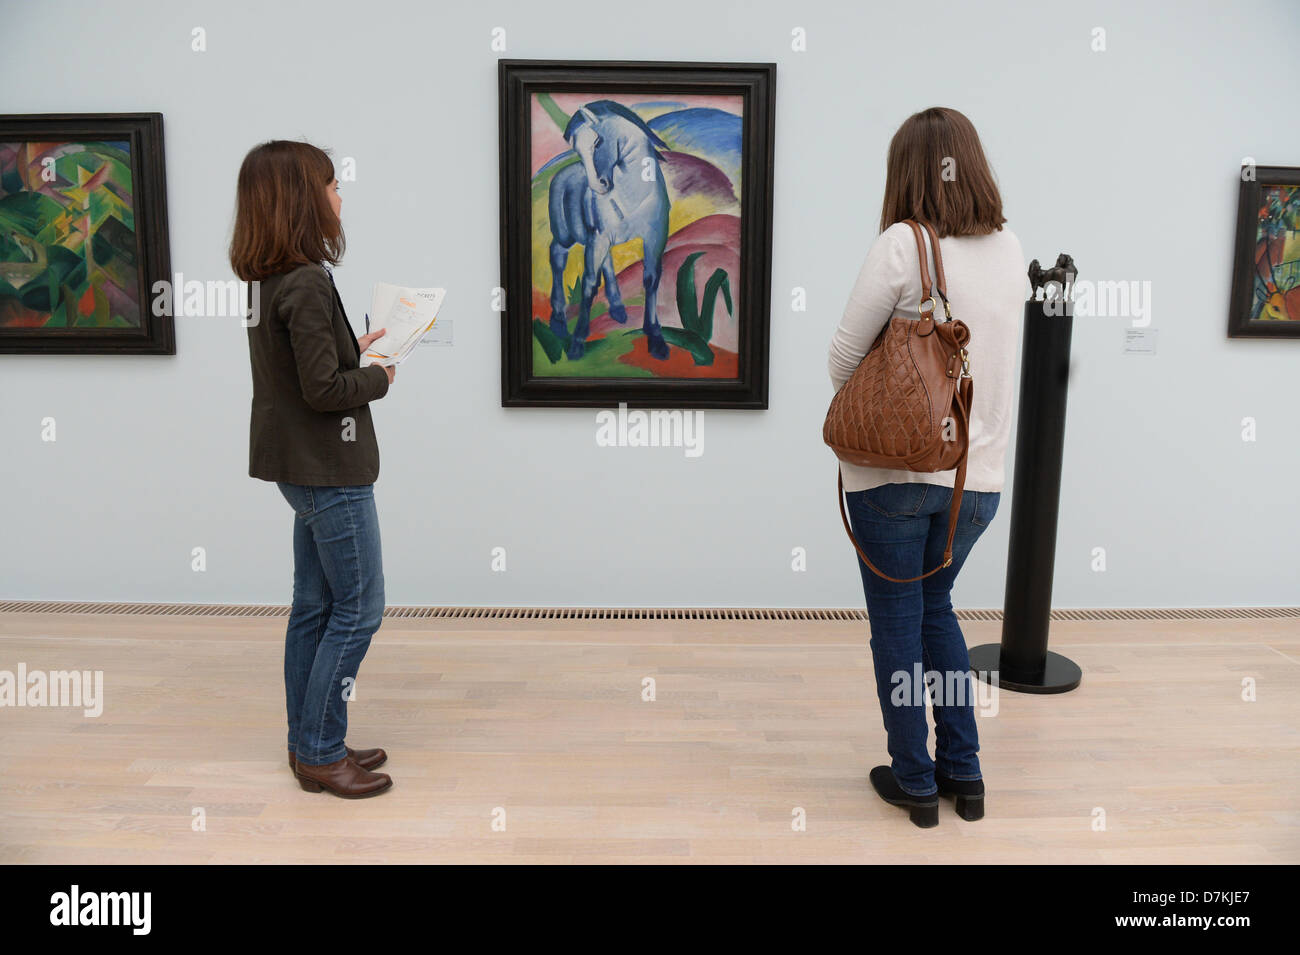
827,107,1025,828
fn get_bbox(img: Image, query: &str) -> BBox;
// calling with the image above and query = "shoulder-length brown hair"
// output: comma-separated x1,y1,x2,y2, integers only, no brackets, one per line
229,140,344,281
879,107,1005,237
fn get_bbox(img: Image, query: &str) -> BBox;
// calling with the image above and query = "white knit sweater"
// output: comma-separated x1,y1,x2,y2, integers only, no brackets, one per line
827,222,1026,493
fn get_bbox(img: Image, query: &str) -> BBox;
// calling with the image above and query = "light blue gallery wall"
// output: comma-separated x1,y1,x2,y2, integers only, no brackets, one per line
2,0,1297,608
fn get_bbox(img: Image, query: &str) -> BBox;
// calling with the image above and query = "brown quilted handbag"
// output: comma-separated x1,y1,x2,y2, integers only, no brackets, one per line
823,219,974,583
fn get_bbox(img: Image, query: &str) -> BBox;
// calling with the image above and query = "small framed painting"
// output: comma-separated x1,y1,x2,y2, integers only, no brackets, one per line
499,60,775,407
1228,164,1300,339
0,112,173,354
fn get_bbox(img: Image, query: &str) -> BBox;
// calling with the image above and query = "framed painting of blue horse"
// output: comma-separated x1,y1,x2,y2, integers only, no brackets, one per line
499,60,775,408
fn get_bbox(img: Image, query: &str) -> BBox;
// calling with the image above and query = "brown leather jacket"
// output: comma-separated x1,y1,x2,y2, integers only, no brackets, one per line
246,264,389,486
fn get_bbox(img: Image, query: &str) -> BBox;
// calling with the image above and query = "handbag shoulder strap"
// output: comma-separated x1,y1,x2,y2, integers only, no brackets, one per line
918,220,946,299
902,218,948,316
902,219,933,302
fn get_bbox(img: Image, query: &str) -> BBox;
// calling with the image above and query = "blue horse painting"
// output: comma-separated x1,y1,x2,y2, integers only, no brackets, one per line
547,100,672,361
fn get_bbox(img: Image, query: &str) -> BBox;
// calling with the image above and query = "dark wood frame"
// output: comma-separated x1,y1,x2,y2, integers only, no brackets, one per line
0,112,173,354
1228,164,1300,339
499,60,775,408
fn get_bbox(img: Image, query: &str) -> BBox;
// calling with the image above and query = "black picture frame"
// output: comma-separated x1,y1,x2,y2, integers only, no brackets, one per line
499,60,775,408
0,112,173,354
1228,164,1300,339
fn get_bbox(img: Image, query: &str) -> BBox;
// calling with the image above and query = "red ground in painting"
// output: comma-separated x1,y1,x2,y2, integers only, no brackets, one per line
530,287,740,379
616,334,738,378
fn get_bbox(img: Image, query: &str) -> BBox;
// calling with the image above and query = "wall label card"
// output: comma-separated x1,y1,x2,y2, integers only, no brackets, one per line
421,320,453,346
1123,327,1158,354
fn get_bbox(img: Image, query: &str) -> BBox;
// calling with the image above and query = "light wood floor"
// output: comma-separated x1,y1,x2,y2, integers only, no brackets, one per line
1,610,1296,864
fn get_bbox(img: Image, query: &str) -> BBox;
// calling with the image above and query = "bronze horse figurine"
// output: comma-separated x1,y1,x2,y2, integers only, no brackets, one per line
1028,254,1078,299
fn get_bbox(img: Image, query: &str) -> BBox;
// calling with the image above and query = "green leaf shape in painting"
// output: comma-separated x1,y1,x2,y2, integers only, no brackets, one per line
676,251,704,338
633,326,713,366
532,318,564,364
673,251,732,349
695,267,733,346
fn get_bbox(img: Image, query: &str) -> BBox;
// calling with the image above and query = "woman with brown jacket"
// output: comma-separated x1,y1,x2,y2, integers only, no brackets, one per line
230,140,395,798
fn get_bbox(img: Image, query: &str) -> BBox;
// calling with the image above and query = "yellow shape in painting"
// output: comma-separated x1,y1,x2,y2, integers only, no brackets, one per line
549,200,725,296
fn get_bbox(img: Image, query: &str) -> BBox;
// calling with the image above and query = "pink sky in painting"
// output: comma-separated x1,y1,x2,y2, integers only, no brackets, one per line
529,91,742,175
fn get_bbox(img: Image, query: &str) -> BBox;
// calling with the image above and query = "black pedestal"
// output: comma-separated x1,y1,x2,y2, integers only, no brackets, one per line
968,645,1081,694
970,298,1081,695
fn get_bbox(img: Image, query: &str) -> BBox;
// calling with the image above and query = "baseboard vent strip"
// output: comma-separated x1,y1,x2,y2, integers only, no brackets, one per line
0,601,1296,622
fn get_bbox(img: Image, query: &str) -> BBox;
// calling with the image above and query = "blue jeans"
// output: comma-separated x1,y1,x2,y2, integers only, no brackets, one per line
845,481,1000,797
275,482,385,767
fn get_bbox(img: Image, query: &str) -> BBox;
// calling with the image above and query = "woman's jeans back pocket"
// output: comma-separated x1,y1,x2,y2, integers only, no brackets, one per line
861,482,929,518
277,482,315,517
972,491,1000,526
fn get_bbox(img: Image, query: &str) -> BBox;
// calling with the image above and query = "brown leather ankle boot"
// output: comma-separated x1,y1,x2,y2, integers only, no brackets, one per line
295,755,393,798
288,746,387,772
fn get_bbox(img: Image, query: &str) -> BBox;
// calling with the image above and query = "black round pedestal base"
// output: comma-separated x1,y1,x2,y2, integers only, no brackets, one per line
968,644,1082,694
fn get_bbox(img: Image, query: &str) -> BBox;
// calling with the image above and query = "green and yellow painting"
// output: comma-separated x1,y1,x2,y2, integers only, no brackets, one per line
0,140,142,330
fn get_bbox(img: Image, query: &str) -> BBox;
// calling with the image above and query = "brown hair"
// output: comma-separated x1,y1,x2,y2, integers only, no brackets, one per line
229,140,344,281
879,107,1006,237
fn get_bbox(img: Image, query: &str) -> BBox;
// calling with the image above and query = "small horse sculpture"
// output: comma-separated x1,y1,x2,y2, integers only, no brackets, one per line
547,100,672,361
1028,253,1078,300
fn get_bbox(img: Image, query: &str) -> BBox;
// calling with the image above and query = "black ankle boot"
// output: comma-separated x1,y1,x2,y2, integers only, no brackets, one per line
869,766,939,828
935,769,985,821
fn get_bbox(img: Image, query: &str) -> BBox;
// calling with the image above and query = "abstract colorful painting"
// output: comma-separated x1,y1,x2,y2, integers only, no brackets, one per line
0,114,172,353
1229,166,1300,339
500,62,774,407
